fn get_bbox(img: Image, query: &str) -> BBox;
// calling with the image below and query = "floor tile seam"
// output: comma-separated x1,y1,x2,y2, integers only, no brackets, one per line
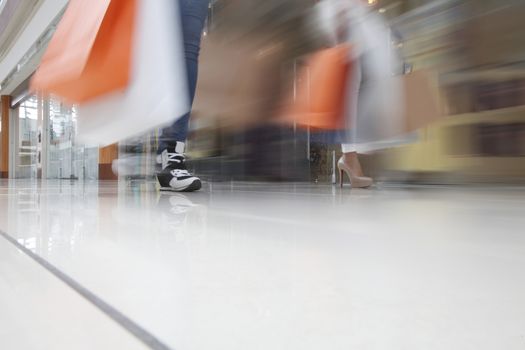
0,230,174,350
207,189,344,197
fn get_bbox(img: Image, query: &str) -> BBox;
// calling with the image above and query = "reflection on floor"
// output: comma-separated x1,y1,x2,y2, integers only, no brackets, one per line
1,179,525,350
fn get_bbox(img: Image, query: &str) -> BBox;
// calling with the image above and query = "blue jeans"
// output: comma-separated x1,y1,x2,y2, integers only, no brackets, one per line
158,0,209,152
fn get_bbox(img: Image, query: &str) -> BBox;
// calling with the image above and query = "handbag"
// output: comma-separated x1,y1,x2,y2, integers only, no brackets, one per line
30,0,136,104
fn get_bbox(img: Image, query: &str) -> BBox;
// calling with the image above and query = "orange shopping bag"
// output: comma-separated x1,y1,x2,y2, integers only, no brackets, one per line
283,45,353,130
30,0,136,104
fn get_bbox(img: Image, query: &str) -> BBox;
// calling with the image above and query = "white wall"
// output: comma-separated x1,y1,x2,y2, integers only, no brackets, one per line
0,0,68,94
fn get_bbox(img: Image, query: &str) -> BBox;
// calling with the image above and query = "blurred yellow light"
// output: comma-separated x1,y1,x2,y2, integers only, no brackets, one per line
368,0,377,5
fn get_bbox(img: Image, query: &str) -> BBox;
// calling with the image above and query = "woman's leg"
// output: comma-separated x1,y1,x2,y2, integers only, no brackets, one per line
158,0,210,152
340,56,367,177
155,0,210,192
339,56,371,185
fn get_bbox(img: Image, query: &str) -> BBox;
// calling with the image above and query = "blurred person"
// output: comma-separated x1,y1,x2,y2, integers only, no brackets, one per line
156,0,210,192
315,0,403,188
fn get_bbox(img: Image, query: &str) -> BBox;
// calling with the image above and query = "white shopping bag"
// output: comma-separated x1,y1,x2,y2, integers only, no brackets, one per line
77,0,189,145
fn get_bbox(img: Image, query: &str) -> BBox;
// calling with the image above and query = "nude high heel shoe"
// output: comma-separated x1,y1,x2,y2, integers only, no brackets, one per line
337,156,373,188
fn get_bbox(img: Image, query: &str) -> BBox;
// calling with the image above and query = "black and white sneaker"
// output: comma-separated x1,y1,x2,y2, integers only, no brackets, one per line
156,142,202,192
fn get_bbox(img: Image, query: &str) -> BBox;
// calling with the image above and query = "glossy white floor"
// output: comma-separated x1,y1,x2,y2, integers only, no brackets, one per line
1,179,525,350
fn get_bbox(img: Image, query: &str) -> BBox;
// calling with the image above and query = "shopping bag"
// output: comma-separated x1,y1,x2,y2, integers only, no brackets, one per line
282,45,353,130
30,0,136,104
401,70,443,132
76,0,189,146
351,70,442,148
193,35,285,130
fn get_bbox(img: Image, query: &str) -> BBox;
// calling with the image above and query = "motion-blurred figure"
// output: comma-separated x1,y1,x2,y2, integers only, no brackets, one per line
155,0,210,192
315,0,403,188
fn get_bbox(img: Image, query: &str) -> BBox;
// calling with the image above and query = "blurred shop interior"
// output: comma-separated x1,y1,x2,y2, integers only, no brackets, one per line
1,0,525,184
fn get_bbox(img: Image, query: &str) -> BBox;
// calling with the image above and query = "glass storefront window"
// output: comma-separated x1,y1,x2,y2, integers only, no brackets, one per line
47,97,98,180
11,94,98,180
16,96,39,179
